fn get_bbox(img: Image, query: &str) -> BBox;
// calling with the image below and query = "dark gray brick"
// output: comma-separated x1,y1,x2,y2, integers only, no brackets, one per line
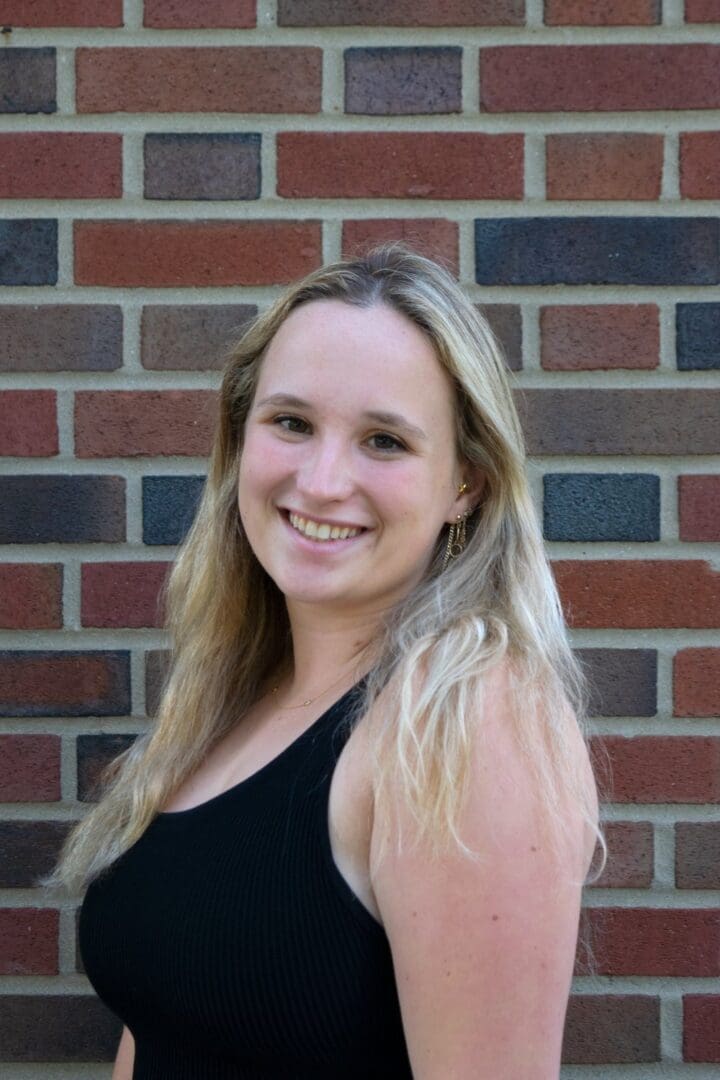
142,475,206,545
278,0,525,25
141,303,256,370
345,47,461,115
576,648,657,717
0,219,57,286
0,48,55,114
0,305,122,372
0,820,73,888
0,650,131,717
563,995,660,1065
676,822,720,889
144,133,261,200
77,733,137,802
544,474,660,542
0,995,120,1062
145,648,171,716
478,303,522,370
0,475,125,543
475,217,720,285
676,303,720,370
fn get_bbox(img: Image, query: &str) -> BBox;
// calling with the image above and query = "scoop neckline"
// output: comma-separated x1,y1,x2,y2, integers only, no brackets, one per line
154,677,367,824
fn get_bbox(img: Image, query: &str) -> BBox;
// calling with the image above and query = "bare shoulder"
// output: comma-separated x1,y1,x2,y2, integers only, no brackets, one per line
369,657,597,1080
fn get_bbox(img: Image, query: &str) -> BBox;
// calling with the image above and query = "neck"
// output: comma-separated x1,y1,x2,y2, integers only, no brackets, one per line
281,600,386,697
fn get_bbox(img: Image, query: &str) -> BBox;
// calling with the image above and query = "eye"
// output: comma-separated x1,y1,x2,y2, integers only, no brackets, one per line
367,432,406,454
273,414,309,434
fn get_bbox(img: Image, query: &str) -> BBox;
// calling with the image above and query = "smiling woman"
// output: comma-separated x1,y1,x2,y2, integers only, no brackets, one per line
46,245,604,1080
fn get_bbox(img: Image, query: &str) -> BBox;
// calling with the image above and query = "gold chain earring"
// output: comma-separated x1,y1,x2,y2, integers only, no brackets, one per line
443,482,470,571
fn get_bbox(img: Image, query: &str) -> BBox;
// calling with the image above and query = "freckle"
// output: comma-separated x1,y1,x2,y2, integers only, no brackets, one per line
491,914,499,921
530,845,537,852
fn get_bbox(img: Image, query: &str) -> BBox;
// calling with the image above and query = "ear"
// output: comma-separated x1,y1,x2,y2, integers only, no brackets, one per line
447,470,486,523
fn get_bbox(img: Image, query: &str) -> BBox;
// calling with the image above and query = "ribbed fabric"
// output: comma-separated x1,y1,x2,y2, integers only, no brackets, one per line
79,682,413,1079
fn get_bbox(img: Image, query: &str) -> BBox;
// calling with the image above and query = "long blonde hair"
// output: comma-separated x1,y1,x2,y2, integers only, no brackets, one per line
47,244,604,894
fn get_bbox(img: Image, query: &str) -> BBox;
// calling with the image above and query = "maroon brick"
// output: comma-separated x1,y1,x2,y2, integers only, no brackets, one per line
674,648,720,717
0,133,121,198
589,822,654,889
75,221,321,287
676,823,720,889
0,305,122,372
0,390,57,456
546,134,663,201
0,735,60,802
540,305,659,370
0,475,126,544
679,475,720,541
0,908,58,975
75,390,217,457
595,735,720,803
684,995,720,1062
685,0,720,20
0,995,121,1062
278,133,523,199
145,648,170,716
81,561,170,628
0,651,131,717
0,1,122,25
681,132,720,198
345,47,461,115
0,564,62,629
142,305,256,370
144,0,256,27
342,219,458,275
77,733,137,801
518,390,720,455
478,304,522,371
577,648,657,718
0,49,56,114
481,46,720,112
562,994,660,1064
0,821,73,888
545,0,659,23
278,0,525,25
584,907,720,976
144,133,260,201
76,47,320,113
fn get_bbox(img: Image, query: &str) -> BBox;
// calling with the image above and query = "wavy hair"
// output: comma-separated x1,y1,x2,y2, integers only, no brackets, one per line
46,244,605,896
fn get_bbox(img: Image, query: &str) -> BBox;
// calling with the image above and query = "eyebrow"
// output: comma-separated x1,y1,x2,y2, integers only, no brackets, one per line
254,393,429,442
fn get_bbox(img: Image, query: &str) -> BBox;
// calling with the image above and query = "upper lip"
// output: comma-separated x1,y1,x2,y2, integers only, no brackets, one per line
283,509,369,530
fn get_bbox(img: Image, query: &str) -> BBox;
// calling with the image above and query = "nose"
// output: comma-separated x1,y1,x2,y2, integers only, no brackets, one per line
294,435,355,504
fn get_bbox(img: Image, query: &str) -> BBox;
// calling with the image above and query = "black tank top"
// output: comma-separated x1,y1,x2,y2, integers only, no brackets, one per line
79,682,413,1079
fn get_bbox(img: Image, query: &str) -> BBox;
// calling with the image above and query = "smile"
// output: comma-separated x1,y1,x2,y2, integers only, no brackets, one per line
287,511,365,542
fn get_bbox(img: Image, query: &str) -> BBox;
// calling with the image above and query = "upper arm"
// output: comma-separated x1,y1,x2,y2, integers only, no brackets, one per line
111,1025,135,1080
370,663,596,1080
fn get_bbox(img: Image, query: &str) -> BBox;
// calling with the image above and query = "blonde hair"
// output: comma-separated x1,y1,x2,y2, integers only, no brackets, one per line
47,244,605,895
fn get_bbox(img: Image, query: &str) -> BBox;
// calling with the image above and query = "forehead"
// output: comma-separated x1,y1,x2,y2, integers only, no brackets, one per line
256,299,456,425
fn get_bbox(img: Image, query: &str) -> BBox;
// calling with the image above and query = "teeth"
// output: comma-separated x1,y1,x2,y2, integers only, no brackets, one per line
288,513,362,542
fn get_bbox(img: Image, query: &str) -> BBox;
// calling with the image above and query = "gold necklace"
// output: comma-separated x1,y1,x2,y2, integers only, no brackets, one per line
270,668,354,710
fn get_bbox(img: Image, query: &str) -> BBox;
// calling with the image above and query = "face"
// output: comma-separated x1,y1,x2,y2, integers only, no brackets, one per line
238,299,477,621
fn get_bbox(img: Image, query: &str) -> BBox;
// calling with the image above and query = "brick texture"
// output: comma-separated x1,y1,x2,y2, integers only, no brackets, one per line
0,219,57,286
0,821,73,888
345,47,461,115
143,476,205,545
141,305,256,370
145,649,171,716
143,0,257,27
77,733,137,801
278,133,523,199
0,564,62,629
554,560,720,629
81,562,170,628
540,305,659,370
678,476,720,541
0,476,125,544
676,303,720,370
577,648,657,718
0,908,58,975
684,996,720,1062
0,1,122,25
342,219,458,275
0,651,131,717
545,1,660,23
680,132,720,198
75,390,217,457
676,823,720,889
546,134,663,201
0,390,57,456
478,305,522,371
277,0,525,25
0,48,56,114
597,736,720,803
685,0,720,21
0,133,121,199
481,46,720,112
0,305,122,372
674,648,720,717
74,221,321,287
584,908,720,977
562,994,660,1064
543,474,659,542
76,48,321,113
144,134,261,201
590,822,654,889
0,736,60,802
0,995,121,1062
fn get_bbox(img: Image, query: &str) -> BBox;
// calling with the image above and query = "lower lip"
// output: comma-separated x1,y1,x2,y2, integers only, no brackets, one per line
280,511,369,552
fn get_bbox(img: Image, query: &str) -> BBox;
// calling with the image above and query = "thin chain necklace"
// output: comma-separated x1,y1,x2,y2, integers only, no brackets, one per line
270,668,355,710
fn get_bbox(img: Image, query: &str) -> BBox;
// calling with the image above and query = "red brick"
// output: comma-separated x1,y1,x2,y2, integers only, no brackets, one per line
76,47,320,113
0,735,60,801
563,995,660,1064
594,735,720,803
676,823,720,889
0,391,57,457
680,132,720,199
278,133,523,199
144,0,256,26
0,651,130,718
0,134,121,199
685,0,720,21
554,560,720,629
0,564,62,630
0,0,122,25
546,134,662,201
545,0,659,23
679,475,720,541
74,221,321,287
684,996,720,1062
278,0,525,25
82,562,170,629
0,909,58,975
141,305,256,371
75,390,216,458
590,822,654,889
674,648,720,717
584,907,720,976
342,219,458,274
481,46,720,112
541,305,659,370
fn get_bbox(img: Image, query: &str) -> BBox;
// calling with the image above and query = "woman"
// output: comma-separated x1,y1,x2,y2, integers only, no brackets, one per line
49,245,603,1079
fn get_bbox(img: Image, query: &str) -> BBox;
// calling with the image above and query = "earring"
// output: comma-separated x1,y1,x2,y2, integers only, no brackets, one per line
443,511,470,571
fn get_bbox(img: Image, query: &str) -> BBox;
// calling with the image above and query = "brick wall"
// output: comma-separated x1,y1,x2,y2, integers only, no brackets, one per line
0,1,718,1076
